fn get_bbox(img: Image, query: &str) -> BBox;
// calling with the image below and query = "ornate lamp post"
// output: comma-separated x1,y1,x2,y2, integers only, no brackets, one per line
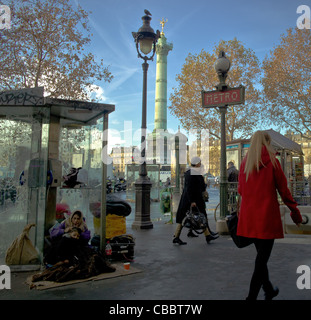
215,51,231,91
215,51,231,220
132,10,160,229
202,51,245,232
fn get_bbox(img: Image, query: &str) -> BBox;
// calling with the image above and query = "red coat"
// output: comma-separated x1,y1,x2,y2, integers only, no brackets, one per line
237,146,302,239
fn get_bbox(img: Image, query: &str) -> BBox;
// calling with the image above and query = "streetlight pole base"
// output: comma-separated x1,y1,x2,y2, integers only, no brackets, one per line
132,176,153,230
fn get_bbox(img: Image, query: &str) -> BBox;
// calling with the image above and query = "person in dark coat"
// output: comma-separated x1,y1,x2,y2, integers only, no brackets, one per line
173,156,219,245
227,161,239,182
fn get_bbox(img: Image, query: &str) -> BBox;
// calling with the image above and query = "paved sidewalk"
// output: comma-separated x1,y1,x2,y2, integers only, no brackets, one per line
0,215,311,301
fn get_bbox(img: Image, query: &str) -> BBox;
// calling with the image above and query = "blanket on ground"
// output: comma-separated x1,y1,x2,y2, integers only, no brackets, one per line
27,263,142,290
33,247,115,283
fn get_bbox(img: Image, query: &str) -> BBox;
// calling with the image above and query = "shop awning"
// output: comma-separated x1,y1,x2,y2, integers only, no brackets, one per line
265,129,303,156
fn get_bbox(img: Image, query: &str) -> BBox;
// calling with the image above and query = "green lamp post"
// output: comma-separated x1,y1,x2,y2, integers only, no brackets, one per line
202,51,245,231
215,51,231,220
131,10,160,229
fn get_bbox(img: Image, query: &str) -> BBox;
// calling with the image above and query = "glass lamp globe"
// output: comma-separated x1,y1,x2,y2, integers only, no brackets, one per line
215,51,231,74
139,38,154,55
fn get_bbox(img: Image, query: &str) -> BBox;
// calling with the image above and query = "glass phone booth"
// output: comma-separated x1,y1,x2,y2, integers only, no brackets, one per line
0,87,115,264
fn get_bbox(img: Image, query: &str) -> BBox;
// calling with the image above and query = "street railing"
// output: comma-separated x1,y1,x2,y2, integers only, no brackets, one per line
227,182,239,213
214,180,311,222
226,180,311,207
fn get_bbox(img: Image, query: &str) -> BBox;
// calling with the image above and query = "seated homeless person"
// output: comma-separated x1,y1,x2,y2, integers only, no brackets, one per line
46,210,91,264
50,210,91,245
173,156,219,245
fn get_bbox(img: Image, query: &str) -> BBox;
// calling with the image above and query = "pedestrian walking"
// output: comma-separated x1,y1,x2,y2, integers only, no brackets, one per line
173,156,218,245
237,131,302,300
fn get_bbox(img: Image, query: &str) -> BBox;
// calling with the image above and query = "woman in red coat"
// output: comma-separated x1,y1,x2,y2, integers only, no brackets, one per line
237,131,302,300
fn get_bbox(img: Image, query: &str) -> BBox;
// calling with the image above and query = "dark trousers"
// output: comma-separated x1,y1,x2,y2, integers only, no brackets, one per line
247,239,275,300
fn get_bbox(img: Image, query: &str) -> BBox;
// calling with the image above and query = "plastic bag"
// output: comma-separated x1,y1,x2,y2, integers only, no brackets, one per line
5,223,39,265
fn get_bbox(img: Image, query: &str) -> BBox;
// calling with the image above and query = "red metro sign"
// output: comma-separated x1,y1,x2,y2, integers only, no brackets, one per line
202,86,245,108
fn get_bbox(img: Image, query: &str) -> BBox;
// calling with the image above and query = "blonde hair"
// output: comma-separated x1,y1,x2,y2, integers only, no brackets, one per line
244,131,276,181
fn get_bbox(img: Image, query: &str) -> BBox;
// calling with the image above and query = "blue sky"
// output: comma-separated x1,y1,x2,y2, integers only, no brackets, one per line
73,0,309,147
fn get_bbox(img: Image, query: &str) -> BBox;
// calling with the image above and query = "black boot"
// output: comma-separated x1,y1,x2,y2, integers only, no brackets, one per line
206,224,218,236
206,234,219,243
173,237,187,245
187,230,198,237
264,287,279,300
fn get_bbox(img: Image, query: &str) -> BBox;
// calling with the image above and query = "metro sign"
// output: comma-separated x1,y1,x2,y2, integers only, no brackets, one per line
202,86,245,108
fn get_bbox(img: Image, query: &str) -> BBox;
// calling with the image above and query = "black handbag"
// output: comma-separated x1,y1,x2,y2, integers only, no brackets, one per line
182,206,208,234
226,212,253,248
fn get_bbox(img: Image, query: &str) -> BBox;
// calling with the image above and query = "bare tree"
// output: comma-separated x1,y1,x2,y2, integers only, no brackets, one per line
262,28,311,139
169,38,262,141
0,0,113,100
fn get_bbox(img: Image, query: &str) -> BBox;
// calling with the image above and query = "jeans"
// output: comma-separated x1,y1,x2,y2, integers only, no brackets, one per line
247,238,275,300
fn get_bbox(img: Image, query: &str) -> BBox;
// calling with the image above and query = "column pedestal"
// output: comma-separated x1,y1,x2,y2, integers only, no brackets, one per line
132,177,153,230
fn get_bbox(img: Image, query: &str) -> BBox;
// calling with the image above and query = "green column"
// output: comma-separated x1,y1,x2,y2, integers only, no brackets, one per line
154,33,173,131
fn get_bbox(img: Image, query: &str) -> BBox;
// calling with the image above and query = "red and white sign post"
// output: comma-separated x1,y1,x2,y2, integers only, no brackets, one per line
201,86,245,108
